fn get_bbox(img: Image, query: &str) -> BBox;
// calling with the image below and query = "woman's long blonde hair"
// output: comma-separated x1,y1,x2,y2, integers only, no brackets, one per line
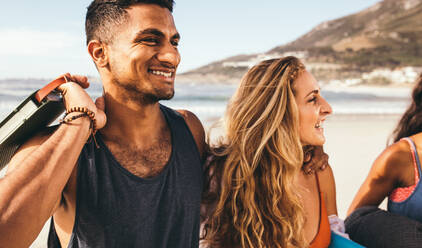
201,56,307,248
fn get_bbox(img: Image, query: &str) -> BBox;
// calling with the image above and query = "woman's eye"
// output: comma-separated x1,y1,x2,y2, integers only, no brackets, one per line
308,97,317,103
171,40,179,47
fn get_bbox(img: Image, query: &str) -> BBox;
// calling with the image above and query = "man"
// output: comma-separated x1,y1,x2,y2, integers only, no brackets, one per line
0,1,205,247
0,1,329,247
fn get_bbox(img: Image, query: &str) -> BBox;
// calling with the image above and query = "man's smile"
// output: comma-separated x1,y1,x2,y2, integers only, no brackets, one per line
149,69,173,78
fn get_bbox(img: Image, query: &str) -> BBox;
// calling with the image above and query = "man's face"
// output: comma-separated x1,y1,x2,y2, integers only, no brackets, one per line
105,4,180,103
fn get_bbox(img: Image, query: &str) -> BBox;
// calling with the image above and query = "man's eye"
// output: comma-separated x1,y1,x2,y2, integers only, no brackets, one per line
140,38,159,45
171,40,179,47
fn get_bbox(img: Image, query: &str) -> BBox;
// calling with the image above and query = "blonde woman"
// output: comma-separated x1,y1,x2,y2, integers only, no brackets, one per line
201,56,348,247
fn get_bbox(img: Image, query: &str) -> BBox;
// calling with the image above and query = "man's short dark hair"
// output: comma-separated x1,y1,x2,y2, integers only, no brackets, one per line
85,0,175,45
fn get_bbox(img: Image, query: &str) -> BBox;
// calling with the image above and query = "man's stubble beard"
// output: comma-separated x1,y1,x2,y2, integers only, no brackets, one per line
114,80,175,105
108,58,175,105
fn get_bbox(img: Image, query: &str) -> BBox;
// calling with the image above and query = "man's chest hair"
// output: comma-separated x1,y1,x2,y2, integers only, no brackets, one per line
107,138,172,178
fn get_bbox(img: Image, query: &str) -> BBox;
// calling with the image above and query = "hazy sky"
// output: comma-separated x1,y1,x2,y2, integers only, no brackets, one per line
0,0,380,79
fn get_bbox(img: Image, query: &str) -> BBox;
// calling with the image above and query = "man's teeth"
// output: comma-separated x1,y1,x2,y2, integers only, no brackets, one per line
151,70,172,78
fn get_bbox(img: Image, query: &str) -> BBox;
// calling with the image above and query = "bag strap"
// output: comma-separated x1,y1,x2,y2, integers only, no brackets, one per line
34,75,68,103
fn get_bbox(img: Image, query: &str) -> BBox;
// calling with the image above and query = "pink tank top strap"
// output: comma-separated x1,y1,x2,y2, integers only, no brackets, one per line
389,137,420,202
402,137,420,182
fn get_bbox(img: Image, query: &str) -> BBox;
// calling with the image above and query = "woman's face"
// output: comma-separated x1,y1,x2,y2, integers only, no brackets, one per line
293,70,332,146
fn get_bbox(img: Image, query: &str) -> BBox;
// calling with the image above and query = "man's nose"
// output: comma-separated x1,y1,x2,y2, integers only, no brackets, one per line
156,42,180,68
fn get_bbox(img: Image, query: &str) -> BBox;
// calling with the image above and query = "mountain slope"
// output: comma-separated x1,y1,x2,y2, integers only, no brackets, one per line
179,0,422,84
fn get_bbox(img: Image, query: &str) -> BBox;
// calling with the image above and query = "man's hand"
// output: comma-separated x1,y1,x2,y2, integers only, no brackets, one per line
58,73,106,130
302,146,329,174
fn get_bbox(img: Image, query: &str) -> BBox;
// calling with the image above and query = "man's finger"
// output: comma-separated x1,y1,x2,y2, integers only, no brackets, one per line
64,73,90,89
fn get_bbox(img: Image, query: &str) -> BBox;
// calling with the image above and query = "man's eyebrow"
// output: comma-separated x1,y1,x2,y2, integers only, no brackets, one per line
305,89,319,97
134,28,180,40
135,28,164,38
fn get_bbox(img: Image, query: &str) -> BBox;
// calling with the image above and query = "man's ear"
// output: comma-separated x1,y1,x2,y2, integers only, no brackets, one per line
87,40,108,68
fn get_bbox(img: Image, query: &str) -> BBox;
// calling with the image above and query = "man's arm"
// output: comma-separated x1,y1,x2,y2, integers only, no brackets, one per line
0,117,91,247
0,76,106,248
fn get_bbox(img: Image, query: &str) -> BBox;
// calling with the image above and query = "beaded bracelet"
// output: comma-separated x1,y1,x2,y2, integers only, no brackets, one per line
59,113,88,124
61,106,97,131
60,106,99,147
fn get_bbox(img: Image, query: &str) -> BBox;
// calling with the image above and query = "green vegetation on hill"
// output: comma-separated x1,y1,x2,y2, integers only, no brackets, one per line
182,0,422,84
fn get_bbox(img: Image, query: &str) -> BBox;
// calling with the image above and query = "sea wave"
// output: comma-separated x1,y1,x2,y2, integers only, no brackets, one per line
0,83,412,122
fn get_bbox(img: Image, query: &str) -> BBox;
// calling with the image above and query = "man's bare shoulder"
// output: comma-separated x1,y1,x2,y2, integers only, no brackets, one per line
176,109,202,126
176,109,206,159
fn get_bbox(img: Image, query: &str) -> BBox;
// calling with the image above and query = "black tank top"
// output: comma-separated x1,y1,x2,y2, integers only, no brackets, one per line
48,105,203,248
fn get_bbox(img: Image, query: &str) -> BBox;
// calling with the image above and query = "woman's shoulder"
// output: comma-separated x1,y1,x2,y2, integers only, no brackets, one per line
316,165,335,197
316,165,337,215
362,139,414,186
410,133,422,150
317,164,334,185
377,139,413,172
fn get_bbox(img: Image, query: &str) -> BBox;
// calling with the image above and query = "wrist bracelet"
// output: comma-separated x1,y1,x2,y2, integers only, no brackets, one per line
59,113,89,124
65,106,97,131
60,106,99,148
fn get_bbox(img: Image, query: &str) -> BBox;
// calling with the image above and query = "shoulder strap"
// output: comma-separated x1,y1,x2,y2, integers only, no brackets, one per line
34,75,68,103
315,172,322,194
401,137,421,181
160,104,183,119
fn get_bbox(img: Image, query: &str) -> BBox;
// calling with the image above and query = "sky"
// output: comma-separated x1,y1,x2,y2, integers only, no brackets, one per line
0,0,381,79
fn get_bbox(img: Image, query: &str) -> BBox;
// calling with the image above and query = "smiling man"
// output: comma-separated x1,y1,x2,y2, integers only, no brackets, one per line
0,1,205,247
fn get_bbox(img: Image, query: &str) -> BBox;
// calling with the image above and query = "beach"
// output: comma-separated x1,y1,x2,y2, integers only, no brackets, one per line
0,81,409,247
324,114,399,217
20,113,400,247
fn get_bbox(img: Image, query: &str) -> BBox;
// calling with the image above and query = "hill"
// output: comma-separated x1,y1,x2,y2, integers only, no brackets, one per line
178,0,422,85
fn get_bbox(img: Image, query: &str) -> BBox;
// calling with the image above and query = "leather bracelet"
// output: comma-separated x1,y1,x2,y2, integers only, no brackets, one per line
59,113,89,124
64,107,97,132
60,107,99,148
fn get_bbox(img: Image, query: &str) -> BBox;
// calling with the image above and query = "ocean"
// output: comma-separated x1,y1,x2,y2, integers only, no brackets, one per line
0,79,412,126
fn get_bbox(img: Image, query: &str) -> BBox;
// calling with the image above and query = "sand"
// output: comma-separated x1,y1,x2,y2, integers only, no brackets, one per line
323,114,400,218
0,113,399,247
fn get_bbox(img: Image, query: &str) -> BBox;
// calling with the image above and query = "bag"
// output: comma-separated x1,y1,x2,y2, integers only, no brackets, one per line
0,76,68,169
329,231,366,248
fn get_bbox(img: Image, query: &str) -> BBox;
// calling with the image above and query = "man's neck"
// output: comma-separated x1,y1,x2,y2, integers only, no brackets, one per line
99,92,167,148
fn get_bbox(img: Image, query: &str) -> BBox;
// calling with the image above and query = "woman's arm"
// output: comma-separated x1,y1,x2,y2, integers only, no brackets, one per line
347,140,412,215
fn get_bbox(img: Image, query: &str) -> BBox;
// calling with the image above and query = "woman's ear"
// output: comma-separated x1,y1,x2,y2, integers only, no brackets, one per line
87,40,108,68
